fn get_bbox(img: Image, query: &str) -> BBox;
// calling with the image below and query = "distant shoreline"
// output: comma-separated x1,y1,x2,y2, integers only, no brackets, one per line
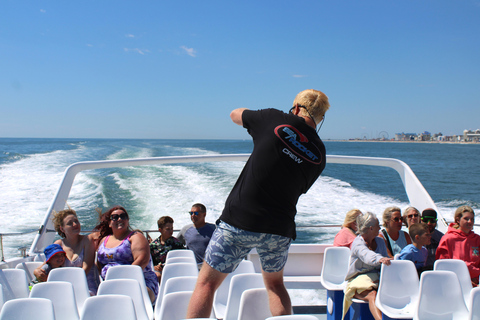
325,139,480,145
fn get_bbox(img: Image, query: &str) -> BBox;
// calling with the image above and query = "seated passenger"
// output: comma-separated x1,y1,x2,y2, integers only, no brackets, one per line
343,212,392,320
402,206,420,228
398,223,431,276
436,205,480,286
334,209,362,248
149,215,185,281
34,244,66,283
96,206,159,302
177,203,216,266
379,206,412,258
421,208,444,269
34,208,98,295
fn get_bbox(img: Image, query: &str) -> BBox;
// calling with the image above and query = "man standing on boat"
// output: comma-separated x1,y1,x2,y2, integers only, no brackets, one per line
187,89,330,318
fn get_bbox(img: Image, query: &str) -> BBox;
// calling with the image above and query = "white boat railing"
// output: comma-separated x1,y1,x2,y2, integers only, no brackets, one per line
29,154,444,255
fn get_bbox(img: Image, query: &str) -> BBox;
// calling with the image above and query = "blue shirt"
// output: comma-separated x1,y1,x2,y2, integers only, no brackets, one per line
398,244,428,269
177,223,216,263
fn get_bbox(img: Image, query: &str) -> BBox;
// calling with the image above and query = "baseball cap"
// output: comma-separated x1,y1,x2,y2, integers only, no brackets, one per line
422,208,437,221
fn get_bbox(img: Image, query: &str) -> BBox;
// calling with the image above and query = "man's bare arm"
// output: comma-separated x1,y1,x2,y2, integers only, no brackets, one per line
230,108,248,126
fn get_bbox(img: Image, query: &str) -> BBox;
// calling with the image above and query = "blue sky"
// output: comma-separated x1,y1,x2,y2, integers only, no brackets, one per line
1,1,479,140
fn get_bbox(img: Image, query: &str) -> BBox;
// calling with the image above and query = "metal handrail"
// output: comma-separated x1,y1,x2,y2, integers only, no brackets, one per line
0,229,39,262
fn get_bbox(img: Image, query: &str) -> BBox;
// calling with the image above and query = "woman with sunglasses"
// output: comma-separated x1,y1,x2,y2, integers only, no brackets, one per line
379,206,412,258
96,205,158,302
436,205,480,285
33,208,99,294
402,206,420,228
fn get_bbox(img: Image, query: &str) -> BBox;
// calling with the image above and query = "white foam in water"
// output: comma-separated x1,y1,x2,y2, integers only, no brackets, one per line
0,145,92,257
109,162,240,230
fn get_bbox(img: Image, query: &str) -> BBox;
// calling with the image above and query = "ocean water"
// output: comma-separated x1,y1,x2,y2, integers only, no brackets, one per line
1,138,478,305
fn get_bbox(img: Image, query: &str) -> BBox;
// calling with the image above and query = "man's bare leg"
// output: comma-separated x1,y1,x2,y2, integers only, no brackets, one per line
186,262,228,318
262,269,292,316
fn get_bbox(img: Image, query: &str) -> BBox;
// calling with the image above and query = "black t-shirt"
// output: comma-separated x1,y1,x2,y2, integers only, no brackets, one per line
219,108,326,239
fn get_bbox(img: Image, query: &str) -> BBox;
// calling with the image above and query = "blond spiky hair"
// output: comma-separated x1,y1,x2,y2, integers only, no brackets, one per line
292,89,330,124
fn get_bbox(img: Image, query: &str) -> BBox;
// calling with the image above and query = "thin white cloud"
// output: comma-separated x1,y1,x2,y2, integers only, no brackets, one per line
180,46,197,57
292,75,307,78
124,48,150,55
125,34,135,38
40,9,46,13
86,44,93,47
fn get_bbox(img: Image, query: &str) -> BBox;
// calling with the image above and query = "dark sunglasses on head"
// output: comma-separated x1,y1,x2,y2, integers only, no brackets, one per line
407,213,419,218
188,211,200,216
422,217,437,223
110,212,128,221
392,217,404,222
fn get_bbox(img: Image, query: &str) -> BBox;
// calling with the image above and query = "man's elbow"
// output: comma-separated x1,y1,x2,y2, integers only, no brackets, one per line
230,108,247,126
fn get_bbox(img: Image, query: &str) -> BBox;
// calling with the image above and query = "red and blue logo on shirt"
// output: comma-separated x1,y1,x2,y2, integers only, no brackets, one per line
274,125,322,164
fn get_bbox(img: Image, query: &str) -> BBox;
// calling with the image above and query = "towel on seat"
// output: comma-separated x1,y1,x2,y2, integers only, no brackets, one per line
342,272,379,320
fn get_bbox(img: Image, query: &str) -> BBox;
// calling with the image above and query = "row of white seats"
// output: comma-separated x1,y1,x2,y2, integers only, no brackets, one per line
158,250,320,320
320,246,480,320
0,249,319,320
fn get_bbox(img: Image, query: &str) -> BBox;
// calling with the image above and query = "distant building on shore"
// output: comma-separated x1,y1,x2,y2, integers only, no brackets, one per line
393,129,479,142
395,133,417,141
464,129,480,142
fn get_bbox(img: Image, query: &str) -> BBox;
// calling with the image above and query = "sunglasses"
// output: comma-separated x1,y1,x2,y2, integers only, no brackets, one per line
110,212,128,221
188,211,200,216
407,213,419,219
422,218,437,223
392,217,404,222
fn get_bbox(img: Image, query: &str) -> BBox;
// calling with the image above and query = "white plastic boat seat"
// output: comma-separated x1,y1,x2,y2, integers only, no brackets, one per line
47,267,90,314
30,281,80,320
320,247,350,290
165,256,197,265
155,262,199,314
105,265,154,320
98,279,150,320
15,261,43,284
434,259,473,308
165,249,195,261
0,297,55,320
414,270,469,320
468,287,480,320
224,273,265,320
213,259,255,319
375,260,419,319
237,288,272,320
320,246,350,320
154,291,192,320
0,268,30,301
266,315,320,320
80,294,137,320
163,276,197,295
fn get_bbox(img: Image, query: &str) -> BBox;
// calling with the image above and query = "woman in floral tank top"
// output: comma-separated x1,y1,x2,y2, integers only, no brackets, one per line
96,206,158,302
